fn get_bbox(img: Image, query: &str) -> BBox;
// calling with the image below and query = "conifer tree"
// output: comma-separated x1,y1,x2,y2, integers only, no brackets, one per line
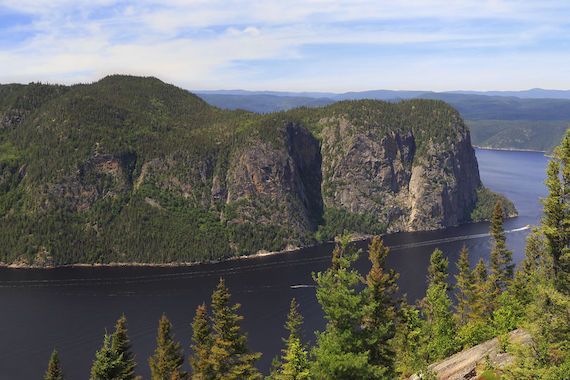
206,278,261,380
471,258,492,320
90,334,124,380
512,229,548,304
393,302,425,377
362,236,399,377
454,245,474,326
543,130,570,293
421,250,457,362
488,201,514,300
427,248,449,290
274,298,309,380
111,314,136,380
148,314,186,380
310,235,374,378
189,303,213,380
45,349,64,380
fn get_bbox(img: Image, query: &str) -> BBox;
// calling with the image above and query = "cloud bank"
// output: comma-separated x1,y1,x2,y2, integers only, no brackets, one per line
0,0,569,91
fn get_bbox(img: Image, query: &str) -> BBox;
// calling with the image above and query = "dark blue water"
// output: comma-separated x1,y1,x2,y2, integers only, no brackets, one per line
0,149,549,379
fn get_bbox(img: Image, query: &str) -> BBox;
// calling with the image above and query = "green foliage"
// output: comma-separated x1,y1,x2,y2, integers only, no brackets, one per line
361,237,399,377
148,315,186,380
492,292,524,336
471,187,517,222
488,201,514,301
90,334,127,380
456,320,496,349
393,303,426,377
315,208,386,242
111,315,136,380
427,249,449,290
454,245,474,326
206,279,261,380
420,283,459,362
311,235,399,379
189,303,213,380
542,129,570,293
44,350,64,380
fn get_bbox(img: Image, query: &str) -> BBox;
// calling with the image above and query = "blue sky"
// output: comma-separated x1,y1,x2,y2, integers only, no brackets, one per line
0,0,569,91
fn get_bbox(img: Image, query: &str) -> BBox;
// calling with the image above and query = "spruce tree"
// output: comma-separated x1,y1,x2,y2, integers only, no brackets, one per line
310,235,374,378
543,130,570,293
471,258,492,320
90,334,124,380
362,236,399,377
111,314,136,380
45,349,64,380
421,250,457,362
148,314,186,380
274,298,309,380
488,201,514,299
189,303,213,380
427,248,449,290
513,229,548,304
206,278,261,380
421,283,457,362
454,245,474,326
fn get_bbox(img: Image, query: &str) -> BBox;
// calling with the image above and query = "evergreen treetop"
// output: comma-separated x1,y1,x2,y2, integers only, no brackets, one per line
45,349,64,380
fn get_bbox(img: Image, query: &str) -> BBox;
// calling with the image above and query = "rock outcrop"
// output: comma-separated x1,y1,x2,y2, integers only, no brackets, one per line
409,329,532,380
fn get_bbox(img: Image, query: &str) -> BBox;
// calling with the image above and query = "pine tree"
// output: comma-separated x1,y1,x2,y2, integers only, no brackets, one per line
310,236,374,378
471,258,492,320
189,303,213,380
362,236,399,377
206,278,261,380
512,229,548,304
273,298,309,380
427,248,449,290
421,249,457,362
488,201,514,299
148,315,186,380
111,315,136,380
543,130,570,293
421,282,458,362
454,245,474,326
45,349,64,380
90,334,124,380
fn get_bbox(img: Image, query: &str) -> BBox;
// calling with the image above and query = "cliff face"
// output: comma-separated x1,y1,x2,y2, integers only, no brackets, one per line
0,76,510,265
317,107,481,233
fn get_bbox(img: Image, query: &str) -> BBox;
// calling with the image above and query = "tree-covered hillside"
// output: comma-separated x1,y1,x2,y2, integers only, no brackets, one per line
0,76,509,266
199,91,570,152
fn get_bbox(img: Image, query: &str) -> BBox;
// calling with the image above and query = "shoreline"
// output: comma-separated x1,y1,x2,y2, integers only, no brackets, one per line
474,145,547,153
0,236,371,270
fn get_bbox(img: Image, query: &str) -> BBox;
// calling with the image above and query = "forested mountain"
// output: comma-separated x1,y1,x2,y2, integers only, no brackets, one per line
198,90,570,152
0,75,511,266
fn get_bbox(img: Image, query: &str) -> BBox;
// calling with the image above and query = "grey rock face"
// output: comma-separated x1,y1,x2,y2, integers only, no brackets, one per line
319,118,481,232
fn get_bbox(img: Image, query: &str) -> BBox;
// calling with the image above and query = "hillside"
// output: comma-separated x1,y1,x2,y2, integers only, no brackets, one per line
198,91,570,151
0,76,512,266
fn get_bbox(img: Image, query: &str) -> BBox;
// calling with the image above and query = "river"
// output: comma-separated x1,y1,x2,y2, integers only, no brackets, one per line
0,149,549,378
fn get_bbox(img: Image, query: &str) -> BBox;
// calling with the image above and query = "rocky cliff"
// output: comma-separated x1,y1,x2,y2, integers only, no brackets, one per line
0,76,514,265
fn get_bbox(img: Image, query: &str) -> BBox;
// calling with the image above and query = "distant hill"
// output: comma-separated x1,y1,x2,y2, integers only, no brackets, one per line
0,75,506,266
197,90,570,151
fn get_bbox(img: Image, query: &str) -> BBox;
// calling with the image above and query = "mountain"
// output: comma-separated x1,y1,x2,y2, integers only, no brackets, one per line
197,93,334,113
449,88,570,99
0,76,512,266
197,91,570,151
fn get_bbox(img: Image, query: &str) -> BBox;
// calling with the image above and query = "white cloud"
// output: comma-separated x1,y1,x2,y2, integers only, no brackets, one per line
0,0,569,90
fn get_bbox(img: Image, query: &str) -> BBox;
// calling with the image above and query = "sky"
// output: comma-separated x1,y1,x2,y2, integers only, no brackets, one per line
0,0,569,92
